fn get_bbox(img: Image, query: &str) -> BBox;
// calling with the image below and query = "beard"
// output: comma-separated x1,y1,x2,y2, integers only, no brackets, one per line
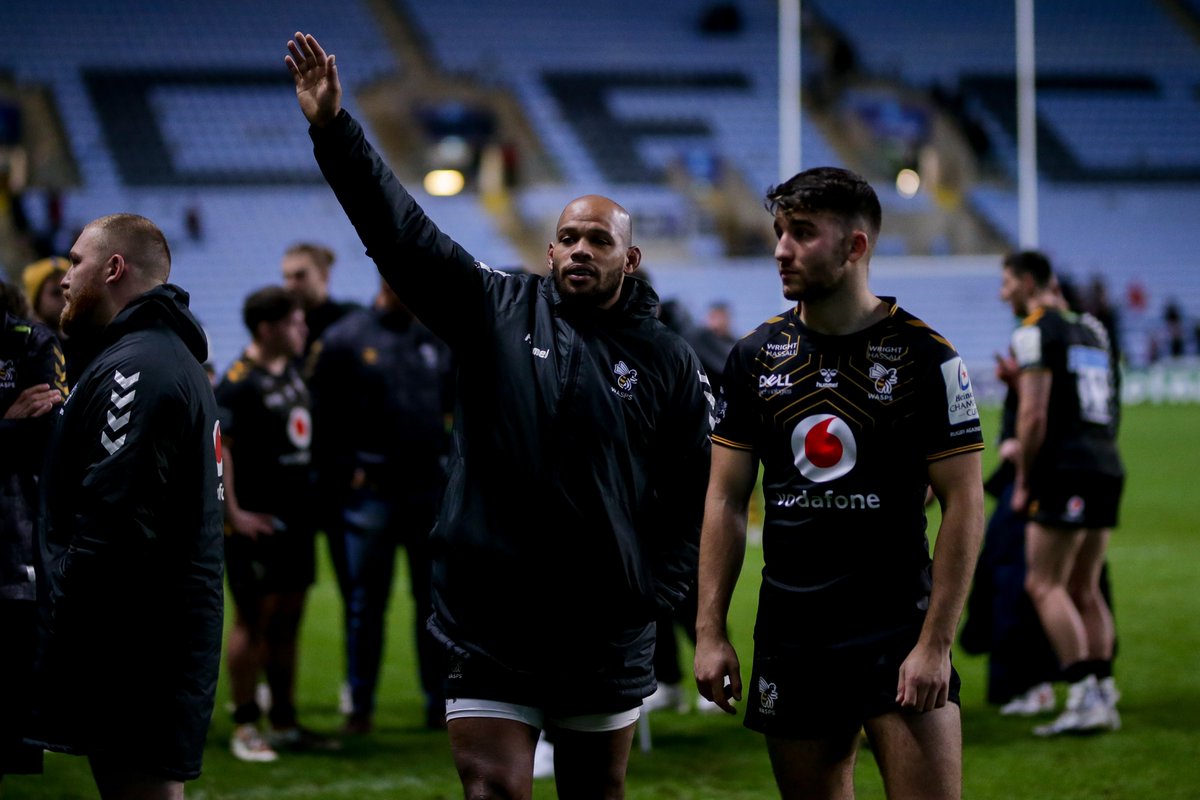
552,264,624,307
60,281,106,338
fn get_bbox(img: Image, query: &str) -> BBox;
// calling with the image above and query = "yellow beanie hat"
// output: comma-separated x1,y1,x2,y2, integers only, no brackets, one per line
21,256,69,304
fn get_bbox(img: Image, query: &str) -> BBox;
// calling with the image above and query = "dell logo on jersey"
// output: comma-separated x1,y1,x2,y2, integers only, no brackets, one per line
759,374,793,389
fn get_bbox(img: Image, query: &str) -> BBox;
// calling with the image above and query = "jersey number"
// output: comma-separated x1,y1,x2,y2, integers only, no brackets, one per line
1068,345,1112,425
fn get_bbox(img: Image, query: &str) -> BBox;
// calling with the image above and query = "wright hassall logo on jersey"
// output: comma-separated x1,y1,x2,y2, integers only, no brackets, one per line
764,341,798,359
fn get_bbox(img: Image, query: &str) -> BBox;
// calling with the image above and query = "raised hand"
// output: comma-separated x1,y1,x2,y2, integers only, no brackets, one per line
285,31,342,128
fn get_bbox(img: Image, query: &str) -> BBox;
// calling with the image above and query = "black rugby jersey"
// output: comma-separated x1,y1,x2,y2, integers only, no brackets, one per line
1011,307,1123,479
713,300,984,647
214,356,314,522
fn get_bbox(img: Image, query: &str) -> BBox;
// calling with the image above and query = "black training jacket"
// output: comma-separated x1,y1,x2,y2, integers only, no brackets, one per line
30,285,224,780
1,314,66,602
312,111,712,703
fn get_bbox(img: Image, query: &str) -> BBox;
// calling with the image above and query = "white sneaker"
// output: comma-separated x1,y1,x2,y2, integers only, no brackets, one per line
532,731,554,779
1099,677,1122,731
695,694,726,714
643,682,686,713
1033,676,1114,736
231,724,279,763
1000,683,1056,716
338,682,354,716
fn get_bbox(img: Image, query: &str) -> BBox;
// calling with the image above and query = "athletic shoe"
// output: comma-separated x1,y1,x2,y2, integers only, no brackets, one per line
1000,683,1056,716
231,724,279,763
338,682,354,716
1099,677,1122,731
532,731,554,779
1099,677,1121,706
696,694,726,714
1033,676,1113,736
268,725,343,752
643,682,686,713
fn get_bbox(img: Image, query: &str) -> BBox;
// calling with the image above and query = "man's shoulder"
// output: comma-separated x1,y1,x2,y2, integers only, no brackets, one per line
879,303,964,363
728,311,796,361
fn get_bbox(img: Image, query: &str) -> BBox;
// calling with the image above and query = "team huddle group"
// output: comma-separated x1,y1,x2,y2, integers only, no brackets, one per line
0,31,1124,800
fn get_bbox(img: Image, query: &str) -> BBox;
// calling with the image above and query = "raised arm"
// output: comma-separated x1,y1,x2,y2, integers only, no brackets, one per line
285,31,485,344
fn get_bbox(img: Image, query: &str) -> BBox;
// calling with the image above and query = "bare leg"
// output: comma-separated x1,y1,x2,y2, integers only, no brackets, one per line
866,704,962,800
264,590,307,728
1024,522,1088,666
1067,529,1114,661
226,603,265,710
89,757,184,800
448,716,540,800
549,723,637,800
763,732,859,800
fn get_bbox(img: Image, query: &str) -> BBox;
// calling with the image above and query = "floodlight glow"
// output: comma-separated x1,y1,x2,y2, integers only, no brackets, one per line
424,169,465,196
896,169,921,198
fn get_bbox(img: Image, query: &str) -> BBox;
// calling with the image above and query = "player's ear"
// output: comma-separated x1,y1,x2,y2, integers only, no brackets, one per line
624,245,642,275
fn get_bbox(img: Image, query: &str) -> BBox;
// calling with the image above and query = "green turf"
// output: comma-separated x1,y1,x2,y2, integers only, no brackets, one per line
3,404,1198,799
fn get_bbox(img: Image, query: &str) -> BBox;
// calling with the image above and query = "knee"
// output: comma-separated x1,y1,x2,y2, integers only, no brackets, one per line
1069,582,1103,613
460,774,526,800
1024,572,1055,604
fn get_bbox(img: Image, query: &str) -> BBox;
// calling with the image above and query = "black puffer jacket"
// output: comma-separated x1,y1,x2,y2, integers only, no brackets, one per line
312,111,712,705
0,313,65,602
30,285,224,781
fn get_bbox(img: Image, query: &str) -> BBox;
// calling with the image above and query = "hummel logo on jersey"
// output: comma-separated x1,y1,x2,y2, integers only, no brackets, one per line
868,364,897,398
525,333,549,359
817,368,838,388
102,370,141,455
699,371,717,429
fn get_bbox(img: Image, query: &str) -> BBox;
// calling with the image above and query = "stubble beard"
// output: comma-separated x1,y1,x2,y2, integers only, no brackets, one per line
553,267,623,308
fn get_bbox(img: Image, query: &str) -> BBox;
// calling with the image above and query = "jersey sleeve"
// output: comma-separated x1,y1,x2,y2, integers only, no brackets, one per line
212,371,247,441
922,350,985,462
1011,319,1046,370
711,338,758,452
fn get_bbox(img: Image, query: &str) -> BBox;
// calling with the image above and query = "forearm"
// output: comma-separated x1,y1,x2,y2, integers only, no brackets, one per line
921,486,985,650
1014,409,1046,483
695,500,748,641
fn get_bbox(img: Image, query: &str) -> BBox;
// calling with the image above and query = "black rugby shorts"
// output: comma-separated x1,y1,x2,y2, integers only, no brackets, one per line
743,626,961,740
1029,471,1123,529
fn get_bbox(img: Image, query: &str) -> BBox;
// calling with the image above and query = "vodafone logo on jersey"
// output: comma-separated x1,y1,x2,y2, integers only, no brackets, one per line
213,421,224,477
287,406,312,449
790,414,857,482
